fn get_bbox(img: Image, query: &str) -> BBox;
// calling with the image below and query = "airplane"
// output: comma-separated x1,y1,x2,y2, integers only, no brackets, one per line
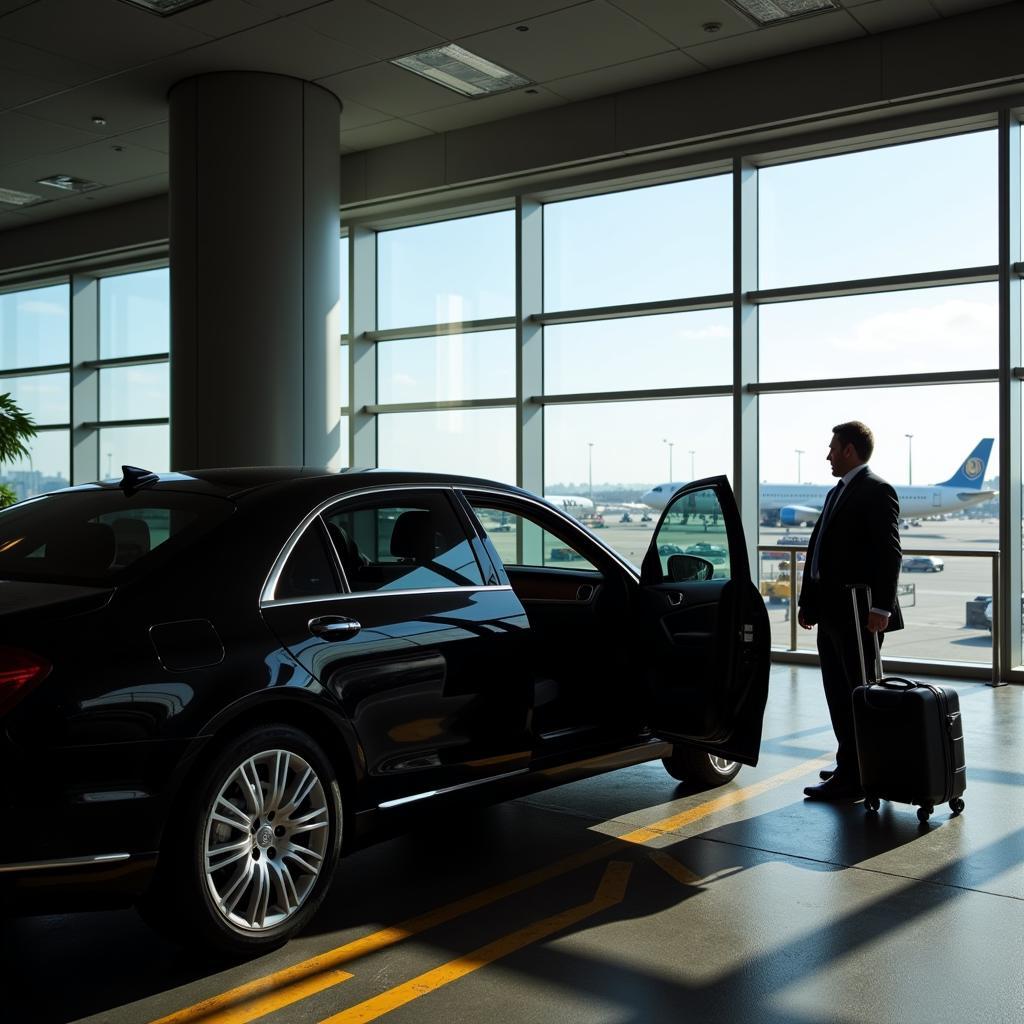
545,494,596,516
640,438,996,526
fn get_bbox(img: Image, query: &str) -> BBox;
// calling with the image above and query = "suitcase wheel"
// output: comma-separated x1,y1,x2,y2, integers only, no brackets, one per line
949,797,965,816
864,796,880,813
917,805,933,823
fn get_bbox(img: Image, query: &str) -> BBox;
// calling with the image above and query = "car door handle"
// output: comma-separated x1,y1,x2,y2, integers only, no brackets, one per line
308,615,362,640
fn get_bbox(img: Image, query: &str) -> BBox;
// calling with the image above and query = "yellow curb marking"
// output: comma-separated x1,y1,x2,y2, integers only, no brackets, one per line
149,755,829,1024
318,862,633,1024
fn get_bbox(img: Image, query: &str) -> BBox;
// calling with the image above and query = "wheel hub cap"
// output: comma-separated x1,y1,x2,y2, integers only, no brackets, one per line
255,825,274,848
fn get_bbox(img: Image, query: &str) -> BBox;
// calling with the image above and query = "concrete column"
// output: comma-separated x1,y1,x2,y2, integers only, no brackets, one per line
169,71,341,470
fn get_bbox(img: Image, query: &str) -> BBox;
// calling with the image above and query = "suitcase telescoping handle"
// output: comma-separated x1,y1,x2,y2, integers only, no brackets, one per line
848,583,884,687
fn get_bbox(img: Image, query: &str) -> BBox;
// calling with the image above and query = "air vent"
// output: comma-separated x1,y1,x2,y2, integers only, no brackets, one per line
0,187,43,207
37,174,103,193
726,0,840,25
392,44,531,97
116,0,212,14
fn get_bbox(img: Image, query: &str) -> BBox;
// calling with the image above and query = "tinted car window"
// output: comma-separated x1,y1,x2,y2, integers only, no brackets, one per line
470,503,599,572
0,490,234,583
652,486,732,581
324,491,484,593
277,522,341,599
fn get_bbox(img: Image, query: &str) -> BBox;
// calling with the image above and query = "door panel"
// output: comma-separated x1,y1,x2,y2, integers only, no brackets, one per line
639,477,770,765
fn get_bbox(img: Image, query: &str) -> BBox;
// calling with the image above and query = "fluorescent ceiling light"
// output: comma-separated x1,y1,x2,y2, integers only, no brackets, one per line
37,174,102,193
116,0,212,13
392,44,531,97
0,187,43,207
726,0,839,25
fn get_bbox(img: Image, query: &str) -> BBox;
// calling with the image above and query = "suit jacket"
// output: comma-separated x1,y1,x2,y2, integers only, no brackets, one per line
797,465,904,631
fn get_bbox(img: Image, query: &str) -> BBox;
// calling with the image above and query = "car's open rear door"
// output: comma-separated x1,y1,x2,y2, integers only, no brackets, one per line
636,476,770,765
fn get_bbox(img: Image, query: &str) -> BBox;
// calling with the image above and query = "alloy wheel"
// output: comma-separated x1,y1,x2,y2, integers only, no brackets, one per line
203,748,330,932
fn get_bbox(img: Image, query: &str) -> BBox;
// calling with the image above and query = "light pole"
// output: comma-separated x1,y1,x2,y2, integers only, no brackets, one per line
662,438,674,483
688,450,695,480
795,448,804,484
587,442,594,504
905,433,913,485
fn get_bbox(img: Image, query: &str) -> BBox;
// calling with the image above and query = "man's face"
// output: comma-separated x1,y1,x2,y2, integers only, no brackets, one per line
827,434,857,477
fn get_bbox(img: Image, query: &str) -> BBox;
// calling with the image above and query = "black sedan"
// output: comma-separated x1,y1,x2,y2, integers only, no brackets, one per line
0,467,770,955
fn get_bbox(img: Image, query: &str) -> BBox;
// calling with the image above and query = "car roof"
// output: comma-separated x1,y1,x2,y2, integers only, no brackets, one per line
51,467,534,502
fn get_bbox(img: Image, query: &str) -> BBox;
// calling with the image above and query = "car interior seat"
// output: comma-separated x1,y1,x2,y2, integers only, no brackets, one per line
389,510,435,564
46,521,117,576
110,516,151,566
325,520,367,584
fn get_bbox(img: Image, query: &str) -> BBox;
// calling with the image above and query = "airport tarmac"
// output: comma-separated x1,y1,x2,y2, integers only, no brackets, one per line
586,513,1000,669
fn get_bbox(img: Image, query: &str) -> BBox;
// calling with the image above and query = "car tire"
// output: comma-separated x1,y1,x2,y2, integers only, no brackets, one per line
661,746,741,788
140,725,343,957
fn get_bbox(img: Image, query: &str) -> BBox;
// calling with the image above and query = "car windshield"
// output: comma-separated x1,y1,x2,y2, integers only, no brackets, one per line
0,489,235,584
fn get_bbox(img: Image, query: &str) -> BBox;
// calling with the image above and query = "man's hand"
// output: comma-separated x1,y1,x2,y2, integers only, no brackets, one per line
866,611,889,633
797,609,813,630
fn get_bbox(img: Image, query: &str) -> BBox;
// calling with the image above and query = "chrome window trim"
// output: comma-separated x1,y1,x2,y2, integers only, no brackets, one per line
264,584,514,608
261,483,501,605
0,853,131,873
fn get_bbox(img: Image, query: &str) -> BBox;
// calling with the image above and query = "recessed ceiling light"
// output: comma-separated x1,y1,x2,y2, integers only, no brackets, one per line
392,44,531,97
91,115,107,126
726,0,839,26
0,187,43,207
37,174,103,193
116,0,212,14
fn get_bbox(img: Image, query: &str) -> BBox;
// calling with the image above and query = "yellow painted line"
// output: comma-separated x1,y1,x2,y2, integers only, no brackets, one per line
318,861,633,1024
148,754,826,1024
616,755,832,845
647,849,703,886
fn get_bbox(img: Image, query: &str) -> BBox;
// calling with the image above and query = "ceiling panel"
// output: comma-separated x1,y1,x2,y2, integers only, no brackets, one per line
461,1,674,82
545,49,702,101
337,98,394,131
0,65,71,111
608,0,755,50
0,0,210,71
165,0,278,37
241,0,333,14
15,65,172,138
292,0,444,60
0,1,37,14
317,60,468,116
171,17,376,80
338,118,433,151
930,0,1012,13
0,140,168,194
0,111,98,168
846,0,939,32
113,121,170,154
406,85,563,132
370,0,581,40
683,8,864,68
0,35,104,86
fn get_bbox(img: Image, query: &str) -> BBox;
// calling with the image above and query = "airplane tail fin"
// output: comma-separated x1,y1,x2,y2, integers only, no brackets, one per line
936,438,994,489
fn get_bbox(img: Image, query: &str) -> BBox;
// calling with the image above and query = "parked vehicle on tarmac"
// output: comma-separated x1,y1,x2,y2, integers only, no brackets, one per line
0,468,769,954
902,555,945,573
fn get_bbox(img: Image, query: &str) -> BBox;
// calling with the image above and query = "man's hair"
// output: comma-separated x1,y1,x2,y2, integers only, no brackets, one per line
832,420,874,461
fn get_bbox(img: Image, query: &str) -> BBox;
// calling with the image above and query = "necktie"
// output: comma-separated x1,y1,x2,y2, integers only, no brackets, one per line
810,480,844,579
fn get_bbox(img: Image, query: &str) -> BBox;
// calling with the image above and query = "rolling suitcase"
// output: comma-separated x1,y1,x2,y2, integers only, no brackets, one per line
849,585,967,822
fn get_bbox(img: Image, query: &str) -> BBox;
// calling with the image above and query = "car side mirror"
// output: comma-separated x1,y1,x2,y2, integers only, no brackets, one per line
667,554,714,582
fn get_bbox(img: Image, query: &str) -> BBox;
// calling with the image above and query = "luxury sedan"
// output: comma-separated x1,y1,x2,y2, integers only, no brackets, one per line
0,467,770,954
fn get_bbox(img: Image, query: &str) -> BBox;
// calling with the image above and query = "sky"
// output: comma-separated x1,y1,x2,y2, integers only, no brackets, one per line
0,126,1011,493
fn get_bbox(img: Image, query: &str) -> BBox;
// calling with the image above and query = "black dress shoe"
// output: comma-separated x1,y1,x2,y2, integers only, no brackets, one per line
803,777,864,801
819,767,836,781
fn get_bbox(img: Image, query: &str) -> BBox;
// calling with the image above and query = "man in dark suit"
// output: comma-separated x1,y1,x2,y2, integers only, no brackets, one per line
798,421,903,801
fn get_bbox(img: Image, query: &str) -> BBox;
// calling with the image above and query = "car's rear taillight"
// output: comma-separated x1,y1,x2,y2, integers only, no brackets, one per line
0,647,51,717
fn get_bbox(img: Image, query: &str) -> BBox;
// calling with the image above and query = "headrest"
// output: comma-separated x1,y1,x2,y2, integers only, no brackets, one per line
389,510,434,562
46,521,117,575
111,517,151,565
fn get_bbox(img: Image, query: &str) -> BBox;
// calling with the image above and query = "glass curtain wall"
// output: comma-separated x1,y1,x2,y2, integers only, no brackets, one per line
0,267,171,495
755,130,1000,666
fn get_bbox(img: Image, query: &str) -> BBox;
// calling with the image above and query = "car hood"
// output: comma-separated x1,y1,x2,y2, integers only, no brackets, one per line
0,579,115,620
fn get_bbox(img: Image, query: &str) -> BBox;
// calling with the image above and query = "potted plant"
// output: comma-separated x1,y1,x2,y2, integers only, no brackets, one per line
0,392,37,508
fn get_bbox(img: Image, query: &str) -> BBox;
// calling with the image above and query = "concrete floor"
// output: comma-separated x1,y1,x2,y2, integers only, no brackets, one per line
4,665,1023,1024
